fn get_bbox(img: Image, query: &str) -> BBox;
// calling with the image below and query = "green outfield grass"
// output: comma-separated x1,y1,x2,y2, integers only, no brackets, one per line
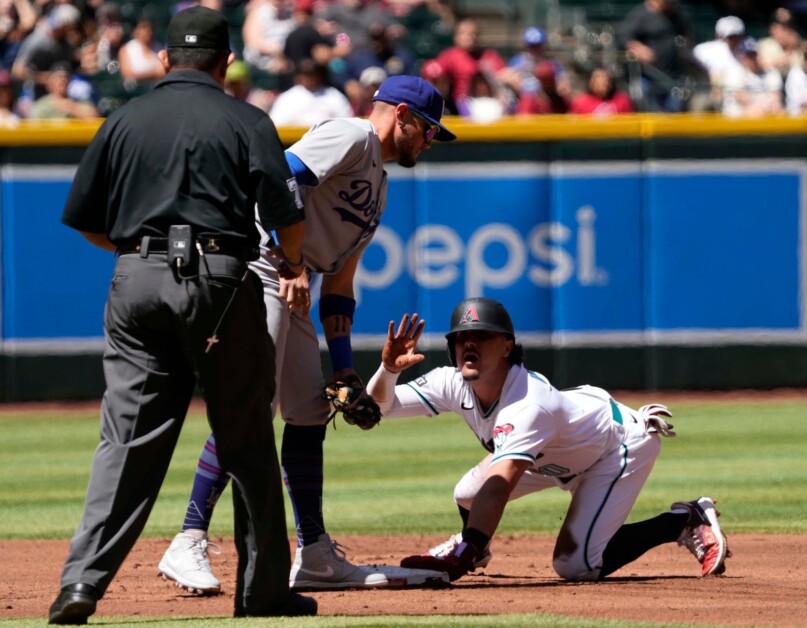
0,398,805,540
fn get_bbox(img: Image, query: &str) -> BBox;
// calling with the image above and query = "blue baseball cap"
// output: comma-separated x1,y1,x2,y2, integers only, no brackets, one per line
373,75,456,142
738,37,758,55
523,26,546,46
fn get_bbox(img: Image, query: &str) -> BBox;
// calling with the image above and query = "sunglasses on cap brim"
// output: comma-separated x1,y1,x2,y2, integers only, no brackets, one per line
410,109,439,142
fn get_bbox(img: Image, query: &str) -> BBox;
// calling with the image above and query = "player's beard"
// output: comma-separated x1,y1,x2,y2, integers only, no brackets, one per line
394,133,419,168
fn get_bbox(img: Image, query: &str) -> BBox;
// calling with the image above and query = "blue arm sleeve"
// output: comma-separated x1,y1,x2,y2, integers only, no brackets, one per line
285,150,319,186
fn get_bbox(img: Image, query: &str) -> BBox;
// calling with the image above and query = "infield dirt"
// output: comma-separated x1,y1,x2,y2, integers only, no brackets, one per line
3,533,804,626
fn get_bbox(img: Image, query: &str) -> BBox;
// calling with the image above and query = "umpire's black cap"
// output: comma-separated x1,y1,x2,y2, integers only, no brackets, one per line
167,6,230,50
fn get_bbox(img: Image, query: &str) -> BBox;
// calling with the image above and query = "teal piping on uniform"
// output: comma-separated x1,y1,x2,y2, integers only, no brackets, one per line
528,370,549,384
483,398,499,418
583,443,629,572
492,452,535,465
405,383,439,415
610,399,623,425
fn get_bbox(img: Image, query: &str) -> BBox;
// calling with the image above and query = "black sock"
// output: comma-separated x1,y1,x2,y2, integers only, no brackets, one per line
281,423,327,547
462,527,491,554
600,512,688,578
458,505,470,530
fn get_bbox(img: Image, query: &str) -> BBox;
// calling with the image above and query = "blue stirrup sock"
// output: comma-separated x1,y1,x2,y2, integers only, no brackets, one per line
181,433,230,532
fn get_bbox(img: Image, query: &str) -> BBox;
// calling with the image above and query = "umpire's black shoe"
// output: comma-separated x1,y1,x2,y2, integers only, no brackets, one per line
48,583,100,625
270,592,317,616
236,592,318,617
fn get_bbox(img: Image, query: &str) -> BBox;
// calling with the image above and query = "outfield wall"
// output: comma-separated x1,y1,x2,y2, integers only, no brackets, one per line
1,116,806,400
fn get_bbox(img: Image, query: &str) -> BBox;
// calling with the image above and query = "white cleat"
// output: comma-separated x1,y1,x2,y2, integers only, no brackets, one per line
158,530,222,595
290,533,389,591
428,532,492,569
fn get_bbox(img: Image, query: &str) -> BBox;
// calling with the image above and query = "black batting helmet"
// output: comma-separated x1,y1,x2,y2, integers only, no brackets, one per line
446,297,520,366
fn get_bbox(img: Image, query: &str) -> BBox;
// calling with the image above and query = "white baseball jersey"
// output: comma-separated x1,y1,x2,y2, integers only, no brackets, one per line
378,363,665,579
383,365,632,481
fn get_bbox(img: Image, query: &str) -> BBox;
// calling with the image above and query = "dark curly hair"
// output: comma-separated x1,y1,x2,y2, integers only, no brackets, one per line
509,342,525,366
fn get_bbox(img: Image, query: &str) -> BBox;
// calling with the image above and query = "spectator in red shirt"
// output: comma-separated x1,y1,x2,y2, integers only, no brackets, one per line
515,59,569,114
570,68,635,115
421,57,456,113
433,18,505,102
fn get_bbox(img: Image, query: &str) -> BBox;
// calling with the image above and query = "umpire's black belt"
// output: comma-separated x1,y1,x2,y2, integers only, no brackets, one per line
117,236,256,260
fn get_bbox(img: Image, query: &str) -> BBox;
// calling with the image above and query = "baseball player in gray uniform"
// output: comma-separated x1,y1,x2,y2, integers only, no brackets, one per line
366,298,731,582
158,75,457,593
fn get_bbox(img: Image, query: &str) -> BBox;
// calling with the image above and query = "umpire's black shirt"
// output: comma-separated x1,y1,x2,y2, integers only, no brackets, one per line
62,70,302,252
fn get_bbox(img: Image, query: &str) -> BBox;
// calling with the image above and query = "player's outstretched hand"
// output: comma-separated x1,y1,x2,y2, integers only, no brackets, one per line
382,313,425,374
399,553,470,582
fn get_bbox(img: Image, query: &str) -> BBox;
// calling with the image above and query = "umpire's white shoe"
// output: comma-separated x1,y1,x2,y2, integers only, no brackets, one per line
671,496,731,576
158,530,222,594
428,532,492,569
289,533,388,590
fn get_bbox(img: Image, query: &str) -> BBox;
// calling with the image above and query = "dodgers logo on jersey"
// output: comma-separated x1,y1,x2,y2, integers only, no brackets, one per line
492,423,514,450
332,179,382,237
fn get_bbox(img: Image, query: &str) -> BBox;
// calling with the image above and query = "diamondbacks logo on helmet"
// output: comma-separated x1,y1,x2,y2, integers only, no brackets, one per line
493,423,514,450
446,297,517,367
460,304,479,325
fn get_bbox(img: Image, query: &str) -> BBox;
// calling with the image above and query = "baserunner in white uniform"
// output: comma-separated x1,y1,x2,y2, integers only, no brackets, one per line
158,76,457,593
366,298,731,582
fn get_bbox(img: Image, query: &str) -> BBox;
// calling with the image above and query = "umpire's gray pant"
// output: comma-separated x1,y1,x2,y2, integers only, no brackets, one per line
59,253,291,614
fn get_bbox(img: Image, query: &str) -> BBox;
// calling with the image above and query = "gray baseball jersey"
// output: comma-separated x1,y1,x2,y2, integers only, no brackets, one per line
289,117,387,273
249,116,388,424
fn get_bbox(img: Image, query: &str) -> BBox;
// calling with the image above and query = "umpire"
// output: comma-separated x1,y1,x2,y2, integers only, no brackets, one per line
49,6,316,624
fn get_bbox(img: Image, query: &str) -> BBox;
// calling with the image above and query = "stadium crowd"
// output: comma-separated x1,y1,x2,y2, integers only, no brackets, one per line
1,0,806,125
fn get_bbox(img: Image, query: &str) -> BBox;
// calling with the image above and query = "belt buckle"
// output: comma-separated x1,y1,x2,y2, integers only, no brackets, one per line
206,238,220,253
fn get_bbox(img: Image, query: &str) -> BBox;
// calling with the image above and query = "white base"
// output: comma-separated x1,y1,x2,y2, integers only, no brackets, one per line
368,564,450,588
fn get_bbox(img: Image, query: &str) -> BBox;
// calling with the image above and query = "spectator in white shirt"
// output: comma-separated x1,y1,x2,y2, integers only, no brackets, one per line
693,15,745,93
269,58,353,127
118,18,164,90
721,37,783,118
784,56,807,116
243,0,296,73
758,8,804,79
